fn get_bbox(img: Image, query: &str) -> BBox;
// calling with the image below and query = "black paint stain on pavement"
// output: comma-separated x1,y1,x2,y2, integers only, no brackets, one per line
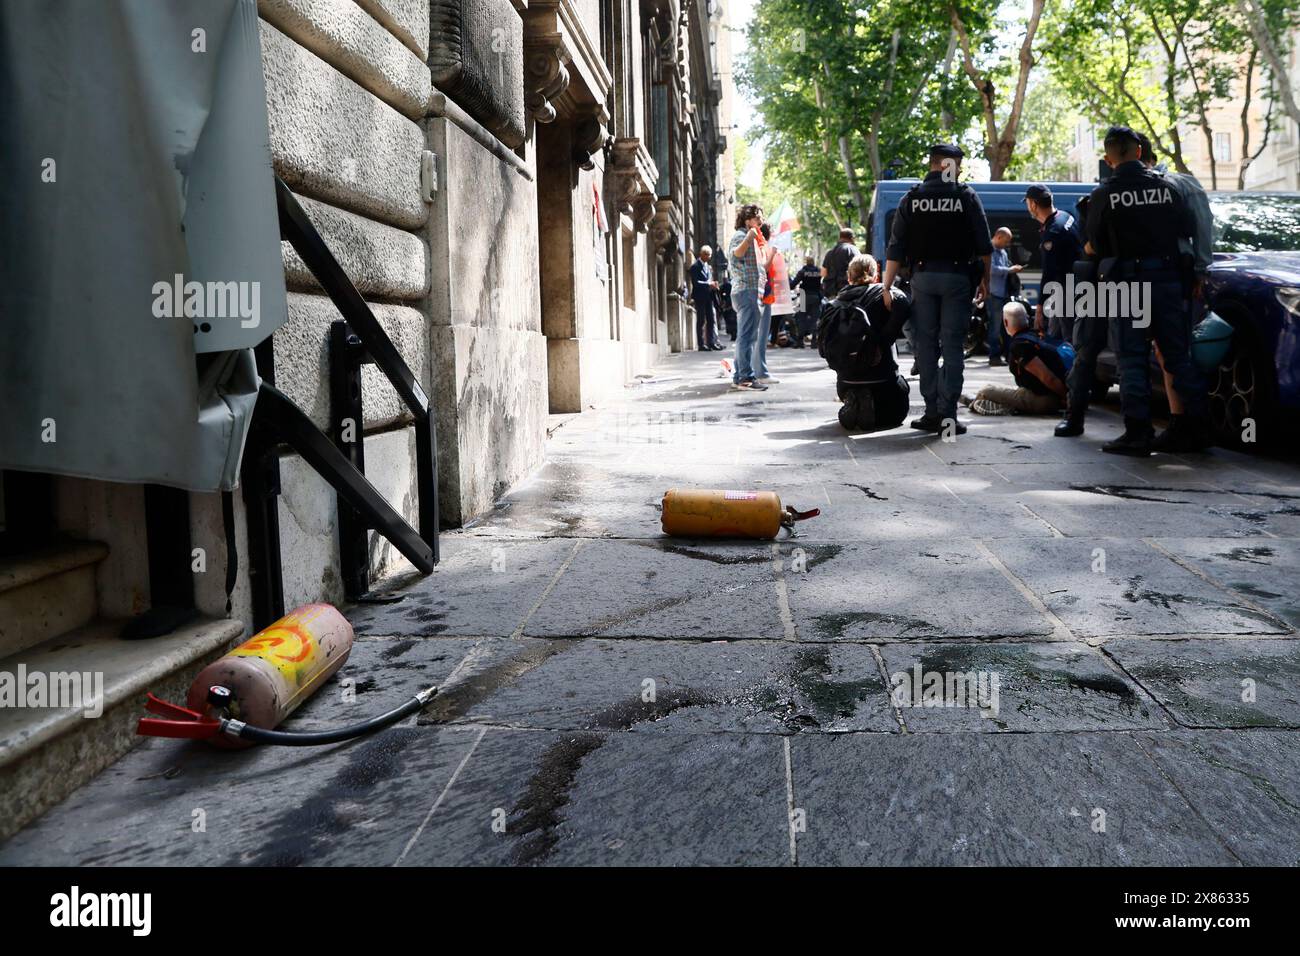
630,539,772,565
421,640,571,724
509,733,605,865
506,687,720,862
588,687,717,730
381,640,417,660
233,728,423,866
790,647,878,721
811,610,936,639
844,483,889,501
1216,546,1276,564
1072,485,1189,504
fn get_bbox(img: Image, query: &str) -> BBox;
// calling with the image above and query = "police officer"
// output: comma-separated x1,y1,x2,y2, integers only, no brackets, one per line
1024,184,1081,340
882,144,992,435
1085,125,1207,456
1136,131,1215,452
1055,193,1104,437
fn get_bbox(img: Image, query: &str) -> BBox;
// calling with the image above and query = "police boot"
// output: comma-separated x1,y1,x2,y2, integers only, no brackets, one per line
1054,408,1085,438
1152,415,1214,453
1102,417,1154,457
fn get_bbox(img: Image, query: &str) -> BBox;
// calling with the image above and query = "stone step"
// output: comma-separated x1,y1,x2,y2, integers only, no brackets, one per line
0,615,245,844
0,539,109,659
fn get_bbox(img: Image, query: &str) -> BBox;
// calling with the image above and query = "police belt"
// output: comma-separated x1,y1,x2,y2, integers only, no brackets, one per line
1107,256,1180,274
913,259,968,274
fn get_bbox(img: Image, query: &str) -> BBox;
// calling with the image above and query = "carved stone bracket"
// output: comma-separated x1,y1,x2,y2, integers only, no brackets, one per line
524,36,570,123
607,137,659,233
572,111,610,171
523,1,612,126
650,197,680,252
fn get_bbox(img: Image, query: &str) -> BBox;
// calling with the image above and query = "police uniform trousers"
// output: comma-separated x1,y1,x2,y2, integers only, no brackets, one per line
1108,276,1206,422
909,269,971,419
1066,311,1108,413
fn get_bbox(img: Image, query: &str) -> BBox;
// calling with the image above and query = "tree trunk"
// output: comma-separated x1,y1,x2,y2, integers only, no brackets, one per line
1236,0,1300,142
951,0,1045,180
821,62,868,227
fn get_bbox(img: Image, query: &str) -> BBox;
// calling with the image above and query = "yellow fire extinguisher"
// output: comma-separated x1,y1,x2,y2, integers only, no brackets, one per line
137,604,438,748
660,488,820,540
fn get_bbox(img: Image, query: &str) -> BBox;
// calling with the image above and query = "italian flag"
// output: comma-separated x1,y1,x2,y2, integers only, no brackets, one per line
768,201,799,252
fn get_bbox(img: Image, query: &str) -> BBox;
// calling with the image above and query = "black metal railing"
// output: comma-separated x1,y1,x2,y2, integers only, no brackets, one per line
241,179,439,628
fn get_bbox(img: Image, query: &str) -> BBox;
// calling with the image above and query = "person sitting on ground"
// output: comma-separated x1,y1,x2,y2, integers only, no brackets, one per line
967,302,1071,417
818,254,912,431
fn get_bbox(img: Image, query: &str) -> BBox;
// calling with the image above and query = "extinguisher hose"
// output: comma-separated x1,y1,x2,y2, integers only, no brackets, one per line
222,686,438,746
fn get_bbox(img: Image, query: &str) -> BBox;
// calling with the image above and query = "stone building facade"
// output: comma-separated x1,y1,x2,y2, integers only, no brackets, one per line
0,0,732,836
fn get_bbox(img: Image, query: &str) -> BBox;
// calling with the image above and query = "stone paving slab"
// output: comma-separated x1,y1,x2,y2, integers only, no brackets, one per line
1139,730,1300,865
1012,487,1294,538
524,539,787,640
396,729,791,866
783,541,1054,640
1152,538,1300,630
1104,638,1300,728
279,636,587,732
790,732,1237,865
985,538,1288,636
423,638,897,734
346,537,576,636
0,724,484,867
877,642,1164,732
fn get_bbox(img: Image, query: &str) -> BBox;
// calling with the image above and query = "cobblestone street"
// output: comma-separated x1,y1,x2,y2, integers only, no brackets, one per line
6,348,1300,866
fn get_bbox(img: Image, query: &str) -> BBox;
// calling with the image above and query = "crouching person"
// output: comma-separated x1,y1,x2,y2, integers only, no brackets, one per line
818,254,912,431
969,302,1071,416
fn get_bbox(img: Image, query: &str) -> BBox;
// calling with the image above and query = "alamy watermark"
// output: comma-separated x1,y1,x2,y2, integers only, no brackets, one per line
0,665,104,718
889,665,1001,719
152,274,260,329
1040,275,1151,328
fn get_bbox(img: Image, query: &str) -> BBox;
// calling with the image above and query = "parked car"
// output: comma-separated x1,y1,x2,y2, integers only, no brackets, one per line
1093,191,1300,447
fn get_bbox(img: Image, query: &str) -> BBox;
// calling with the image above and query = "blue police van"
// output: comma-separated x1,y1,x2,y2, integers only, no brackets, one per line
866,179,1096,310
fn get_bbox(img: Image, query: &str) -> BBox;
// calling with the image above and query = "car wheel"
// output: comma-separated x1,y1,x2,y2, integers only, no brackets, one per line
1208,317,1274,449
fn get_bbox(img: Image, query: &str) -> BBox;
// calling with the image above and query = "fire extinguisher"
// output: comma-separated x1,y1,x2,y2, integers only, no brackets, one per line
660,488,819,540
137,604,438,747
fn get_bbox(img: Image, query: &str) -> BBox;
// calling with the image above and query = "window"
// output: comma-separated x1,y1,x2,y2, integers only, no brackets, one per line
622,232,636,310
1213,132,1232,163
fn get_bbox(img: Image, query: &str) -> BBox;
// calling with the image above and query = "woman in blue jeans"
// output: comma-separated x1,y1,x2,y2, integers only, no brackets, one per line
726,203,770,391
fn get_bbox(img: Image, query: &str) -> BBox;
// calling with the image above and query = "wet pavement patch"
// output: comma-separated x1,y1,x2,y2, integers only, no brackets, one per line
1138,731,1300,864
398,730,790,865
0,724,485,866
985,538,1290,637
345,538,579,637
524,539,786,640
790,732,1237,865
877,642,1161,732
785,541,1052,640
1152,538,1300,630
428,638,897,735
1103,638,1300,728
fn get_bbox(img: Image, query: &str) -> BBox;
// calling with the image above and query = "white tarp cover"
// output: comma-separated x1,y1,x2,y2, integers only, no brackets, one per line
0,0,286,491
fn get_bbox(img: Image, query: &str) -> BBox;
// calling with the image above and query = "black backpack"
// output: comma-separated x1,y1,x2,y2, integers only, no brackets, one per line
818,286,909,381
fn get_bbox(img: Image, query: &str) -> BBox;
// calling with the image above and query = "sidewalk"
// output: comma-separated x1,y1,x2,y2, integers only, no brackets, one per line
5,347,1300,866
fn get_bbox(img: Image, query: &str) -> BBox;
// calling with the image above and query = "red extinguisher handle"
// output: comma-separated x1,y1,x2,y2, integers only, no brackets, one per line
137,693,221,739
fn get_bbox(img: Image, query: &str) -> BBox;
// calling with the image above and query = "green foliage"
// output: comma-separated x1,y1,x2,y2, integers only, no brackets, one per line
738,0,981,234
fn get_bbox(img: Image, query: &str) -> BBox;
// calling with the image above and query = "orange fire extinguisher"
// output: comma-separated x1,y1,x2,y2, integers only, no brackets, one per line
660,488,819,540
137,604,437,748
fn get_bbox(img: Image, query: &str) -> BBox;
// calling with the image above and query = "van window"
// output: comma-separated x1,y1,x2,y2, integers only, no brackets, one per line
987,214,1044,268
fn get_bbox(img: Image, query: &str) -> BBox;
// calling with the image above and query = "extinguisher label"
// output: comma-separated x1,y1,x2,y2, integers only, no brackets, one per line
724,491,759,500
